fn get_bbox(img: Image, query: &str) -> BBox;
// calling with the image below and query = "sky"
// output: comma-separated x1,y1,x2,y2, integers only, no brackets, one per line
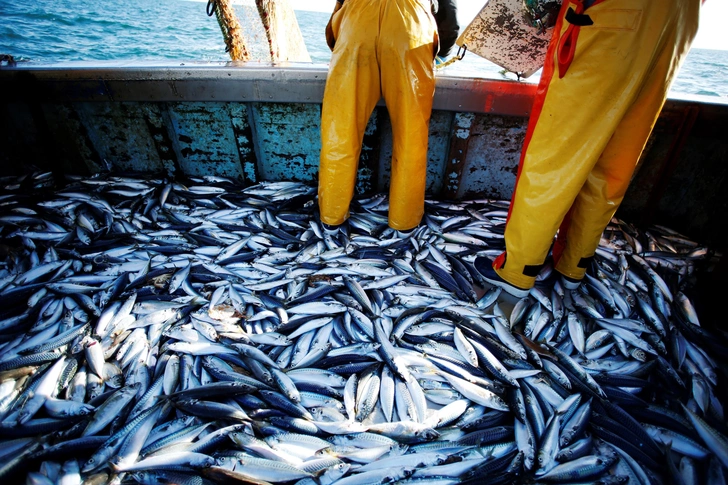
288,0,728,51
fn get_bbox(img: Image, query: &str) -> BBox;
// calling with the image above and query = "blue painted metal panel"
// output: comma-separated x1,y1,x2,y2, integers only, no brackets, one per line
443,112,475,198
252,103,322,183
1,103,44,173
73,102,164,174
454,113,527,200
1,65,726,249
356,109,381,194
425,111,454,195
230,104,258,185
41,103,103,174
166,102,245,180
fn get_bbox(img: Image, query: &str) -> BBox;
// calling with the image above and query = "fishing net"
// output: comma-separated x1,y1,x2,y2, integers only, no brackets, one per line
207,0,311,62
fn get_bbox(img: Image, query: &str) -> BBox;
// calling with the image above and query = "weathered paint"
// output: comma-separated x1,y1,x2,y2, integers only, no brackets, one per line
145,104,181,177
425,111,454,195
74,102,167,174
358,108,383,195
449,113,527,200
42,103,103,175
1,103,50,173
1,64,727,247
232,104,259,185
251,102,322,183
442,112,476,199
166,102,246,180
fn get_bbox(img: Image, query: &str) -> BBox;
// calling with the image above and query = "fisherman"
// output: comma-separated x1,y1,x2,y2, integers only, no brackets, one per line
317,0,459,234
475,0,701,298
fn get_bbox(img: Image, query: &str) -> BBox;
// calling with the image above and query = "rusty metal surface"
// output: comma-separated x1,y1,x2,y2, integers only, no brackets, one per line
5,63,724,119
2,63,725,111
0,63,328,104
376,109,394,194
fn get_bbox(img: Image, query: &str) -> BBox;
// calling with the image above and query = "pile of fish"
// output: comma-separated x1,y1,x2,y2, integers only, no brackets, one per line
0,171,725,485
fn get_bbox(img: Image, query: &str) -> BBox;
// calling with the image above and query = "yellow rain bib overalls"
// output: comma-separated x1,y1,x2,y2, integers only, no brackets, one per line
493,0,701,290
318,0,439,231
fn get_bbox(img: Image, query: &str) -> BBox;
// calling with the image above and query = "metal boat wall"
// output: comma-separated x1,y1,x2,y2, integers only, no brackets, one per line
0,62,726,249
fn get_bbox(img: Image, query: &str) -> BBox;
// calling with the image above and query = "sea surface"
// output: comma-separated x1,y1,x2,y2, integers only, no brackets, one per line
1,0,727,98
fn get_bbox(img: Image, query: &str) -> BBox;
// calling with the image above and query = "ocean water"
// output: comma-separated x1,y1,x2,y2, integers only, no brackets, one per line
1,0,727,98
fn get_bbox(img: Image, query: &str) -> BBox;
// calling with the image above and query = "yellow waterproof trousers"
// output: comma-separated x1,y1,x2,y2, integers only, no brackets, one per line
494,0,700,289
318,0,438,231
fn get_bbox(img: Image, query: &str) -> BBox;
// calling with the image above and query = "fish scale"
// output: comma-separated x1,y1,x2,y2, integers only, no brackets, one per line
0,172,723,484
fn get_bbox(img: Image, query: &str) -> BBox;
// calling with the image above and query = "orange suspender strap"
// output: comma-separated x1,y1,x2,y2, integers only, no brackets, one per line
494,1,571,273
557,1,593,78
495,0,595,273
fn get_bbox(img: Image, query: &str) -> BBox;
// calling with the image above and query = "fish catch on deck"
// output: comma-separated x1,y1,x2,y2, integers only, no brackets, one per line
0,171,725,485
